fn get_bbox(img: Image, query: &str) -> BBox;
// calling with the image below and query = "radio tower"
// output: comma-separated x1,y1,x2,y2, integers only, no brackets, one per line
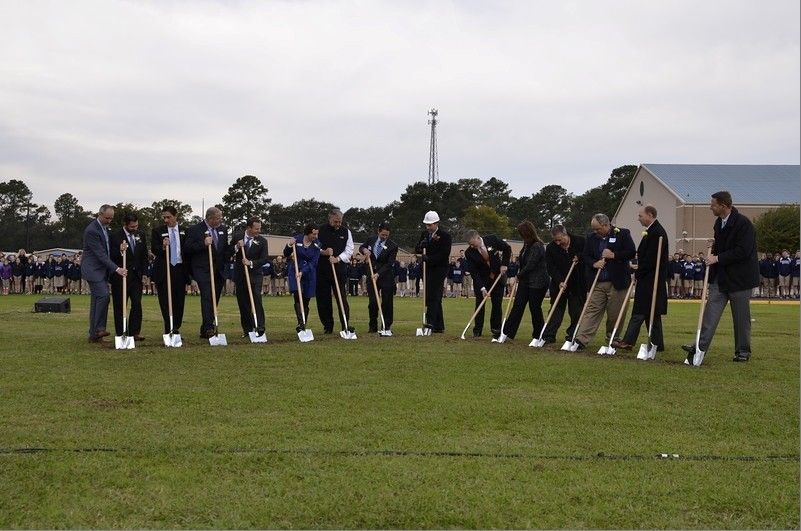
427,108,439,185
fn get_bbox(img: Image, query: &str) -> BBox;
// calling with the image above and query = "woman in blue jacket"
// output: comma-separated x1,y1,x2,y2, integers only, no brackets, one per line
284,223,321,332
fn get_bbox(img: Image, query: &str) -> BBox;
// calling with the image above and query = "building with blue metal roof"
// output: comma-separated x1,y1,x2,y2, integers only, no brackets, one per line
613,164,800,255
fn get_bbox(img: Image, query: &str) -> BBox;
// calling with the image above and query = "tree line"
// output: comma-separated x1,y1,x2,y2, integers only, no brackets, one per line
0,165,646,251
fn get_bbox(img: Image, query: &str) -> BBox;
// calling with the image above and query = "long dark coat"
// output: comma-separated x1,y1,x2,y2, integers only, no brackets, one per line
632,219,669,316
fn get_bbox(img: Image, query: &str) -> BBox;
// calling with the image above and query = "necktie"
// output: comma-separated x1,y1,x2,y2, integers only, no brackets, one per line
246,236,252,249
169,229,178,266
127,232,135,252
374,239,382,257
211,228,218,249
721,219,727,229
99,221,109,255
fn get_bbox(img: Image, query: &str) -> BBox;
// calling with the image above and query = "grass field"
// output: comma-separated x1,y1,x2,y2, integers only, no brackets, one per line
0,292,798,529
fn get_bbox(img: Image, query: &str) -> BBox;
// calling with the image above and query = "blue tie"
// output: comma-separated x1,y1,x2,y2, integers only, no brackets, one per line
374,239,382,257
169,229,178,266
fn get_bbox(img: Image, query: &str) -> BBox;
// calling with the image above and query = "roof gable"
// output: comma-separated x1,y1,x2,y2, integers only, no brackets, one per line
642,164,800,205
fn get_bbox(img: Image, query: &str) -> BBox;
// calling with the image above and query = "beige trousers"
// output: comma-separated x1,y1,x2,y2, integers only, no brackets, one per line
575,281,628,345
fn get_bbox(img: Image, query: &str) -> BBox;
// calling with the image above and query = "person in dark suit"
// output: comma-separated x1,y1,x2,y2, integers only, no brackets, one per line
110,212,148,340
542,224,586,343
614,205,669,352
229,217,269,337
573,213,636,350
359,222,399,332
502,221,549,341
151,205,189,335
81,205,127,343
682,191,760,364
316,208,355,334
464,229,511,338
415,210,452,332
184,207,229,338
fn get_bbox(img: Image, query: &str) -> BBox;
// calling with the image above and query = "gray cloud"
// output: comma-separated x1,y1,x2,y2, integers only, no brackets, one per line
0,0,798,217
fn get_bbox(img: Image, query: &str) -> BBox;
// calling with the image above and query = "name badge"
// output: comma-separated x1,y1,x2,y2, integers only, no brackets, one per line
609,238,617,243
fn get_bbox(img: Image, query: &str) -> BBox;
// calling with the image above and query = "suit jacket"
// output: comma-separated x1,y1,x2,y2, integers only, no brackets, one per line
517,241,549,289
583,225,635,291
710,207,760,292
545,233,586,295
464,234,512,291
632,219,669,316
80,218,118,282
150,224,188,284
359,236,399,288
184,221,229,279
227,232,269,282
110,229,148,279
415,228,453,270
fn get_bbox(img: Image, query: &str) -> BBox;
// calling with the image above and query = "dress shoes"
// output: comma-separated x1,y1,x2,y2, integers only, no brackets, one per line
733,352,751,362
133,335,145,341
96,330,110,338
611,340,633,351
88,335,104,343
681,344,696,354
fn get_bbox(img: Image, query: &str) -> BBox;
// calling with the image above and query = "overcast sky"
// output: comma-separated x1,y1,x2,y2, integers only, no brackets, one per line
1,0,798,217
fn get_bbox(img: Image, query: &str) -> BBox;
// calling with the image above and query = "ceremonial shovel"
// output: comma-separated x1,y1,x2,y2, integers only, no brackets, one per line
494,280,518,343
241,244,266,343
637,236,663,361
460,273,504,340
561,267,603,352
415,250,431,336
162,234,182,347
291,241,314,342
206,233,227,346
115,244,135,350
366,254,392,337
597,279,634,355
330,261,357,340
687,246,713,367
531,259,578,347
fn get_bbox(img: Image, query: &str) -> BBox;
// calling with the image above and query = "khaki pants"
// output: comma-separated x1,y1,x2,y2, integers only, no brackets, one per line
575,281,628,346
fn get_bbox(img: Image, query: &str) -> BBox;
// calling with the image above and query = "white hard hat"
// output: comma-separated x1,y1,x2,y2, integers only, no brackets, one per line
423,210,440,224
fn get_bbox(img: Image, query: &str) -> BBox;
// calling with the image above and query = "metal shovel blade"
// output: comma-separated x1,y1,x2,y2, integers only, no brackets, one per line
636,343,650,360
530,338,546,348
646,344,657,360
496,333,509,343
416,327,431,336
297,329,314,342
248,331,268,343
598,345,615,355
209,333,227,346
115,335,135,350
339,330,357,340
560,340,576,351
163,333,182,348
379,330,393,337
692,348,705,367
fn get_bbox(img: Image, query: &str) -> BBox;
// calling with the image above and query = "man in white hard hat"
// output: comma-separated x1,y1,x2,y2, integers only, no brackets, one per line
415,210,452,332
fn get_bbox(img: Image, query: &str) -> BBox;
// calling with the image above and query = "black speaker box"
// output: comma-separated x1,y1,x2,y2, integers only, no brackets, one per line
34,297,71,313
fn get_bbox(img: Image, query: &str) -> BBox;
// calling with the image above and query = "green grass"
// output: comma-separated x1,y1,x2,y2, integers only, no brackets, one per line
0,293,798,528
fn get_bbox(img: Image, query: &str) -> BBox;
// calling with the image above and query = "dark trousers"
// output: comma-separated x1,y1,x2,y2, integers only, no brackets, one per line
542,288,586,341
425,266,447,330
155,265,186,333
292,291,311,327
196,271,223,334
88,279,110,338
111,274,143,335
415,278,420,296
368,281,394,330
316,269,350,331
622,313,664,350
235,275,265,333
473,280,506,336
348,279,360,296
502,283,546,340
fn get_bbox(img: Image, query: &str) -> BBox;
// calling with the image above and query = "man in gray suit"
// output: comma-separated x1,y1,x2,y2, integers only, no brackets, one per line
81,205,127,343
